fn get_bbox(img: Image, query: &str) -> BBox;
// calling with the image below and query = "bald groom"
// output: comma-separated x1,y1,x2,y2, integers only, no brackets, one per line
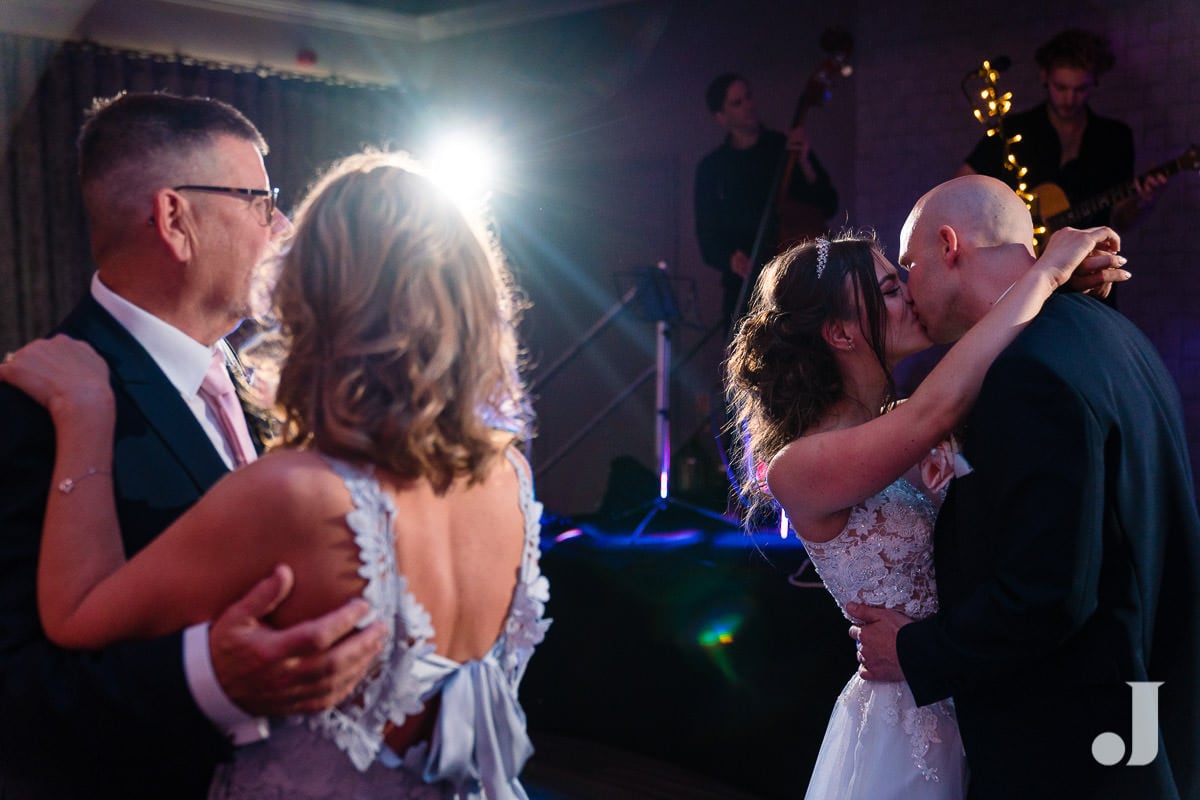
853,175,1200,800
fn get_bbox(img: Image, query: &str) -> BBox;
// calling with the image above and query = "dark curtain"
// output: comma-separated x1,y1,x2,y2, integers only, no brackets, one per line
0,33,415,352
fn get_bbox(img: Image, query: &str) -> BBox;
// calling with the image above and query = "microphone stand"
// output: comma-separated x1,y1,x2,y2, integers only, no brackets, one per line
629,263,735,539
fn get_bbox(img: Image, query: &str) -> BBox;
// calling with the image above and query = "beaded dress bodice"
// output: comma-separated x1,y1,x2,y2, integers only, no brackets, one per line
798,477,940,621
796,476,963,794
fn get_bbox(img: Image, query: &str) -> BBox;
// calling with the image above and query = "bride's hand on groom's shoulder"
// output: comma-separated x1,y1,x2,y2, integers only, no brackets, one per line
846,602,911,682
1039,226,1130,299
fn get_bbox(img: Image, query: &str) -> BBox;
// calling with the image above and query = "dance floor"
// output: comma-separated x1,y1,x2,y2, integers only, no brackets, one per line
520,507,854,799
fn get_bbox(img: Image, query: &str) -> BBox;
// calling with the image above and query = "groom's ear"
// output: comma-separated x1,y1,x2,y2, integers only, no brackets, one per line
938,224,961,268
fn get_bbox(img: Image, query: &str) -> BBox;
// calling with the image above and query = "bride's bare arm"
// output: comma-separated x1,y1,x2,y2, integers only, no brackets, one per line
0,337,324,649
769,227,1127,538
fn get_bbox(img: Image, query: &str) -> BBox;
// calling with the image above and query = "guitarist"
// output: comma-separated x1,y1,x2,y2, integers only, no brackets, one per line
695,73,839,331
956,29,1164,305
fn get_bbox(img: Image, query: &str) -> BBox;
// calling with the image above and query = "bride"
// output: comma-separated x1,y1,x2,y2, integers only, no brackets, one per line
1,151,549,799
725,226,1124,798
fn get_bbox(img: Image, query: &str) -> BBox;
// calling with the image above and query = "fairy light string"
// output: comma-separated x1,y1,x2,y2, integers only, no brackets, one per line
967,59,1047,243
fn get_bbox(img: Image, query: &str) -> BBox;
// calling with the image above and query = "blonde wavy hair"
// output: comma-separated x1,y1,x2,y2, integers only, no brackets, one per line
273,150,529,492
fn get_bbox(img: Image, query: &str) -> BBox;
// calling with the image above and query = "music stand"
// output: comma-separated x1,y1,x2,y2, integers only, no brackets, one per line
626,263,736,539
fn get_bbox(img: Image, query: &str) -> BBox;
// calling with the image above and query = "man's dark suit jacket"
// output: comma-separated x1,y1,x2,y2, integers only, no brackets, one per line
0,296,236,798
898,293,1200,799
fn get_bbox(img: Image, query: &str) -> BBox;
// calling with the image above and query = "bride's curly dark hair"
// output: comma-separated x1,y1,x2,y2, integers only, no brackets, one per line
725,231,896,513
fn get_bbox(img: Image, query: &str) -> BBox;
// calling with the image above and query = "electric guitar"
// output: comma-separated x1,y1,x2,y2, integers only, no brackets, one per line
1033,145,1200,233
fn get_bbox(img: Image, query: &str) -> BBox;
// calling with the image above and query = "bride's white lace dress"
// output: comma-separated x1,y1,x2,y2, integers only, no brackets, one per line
208,449,551,799
797,474,967,799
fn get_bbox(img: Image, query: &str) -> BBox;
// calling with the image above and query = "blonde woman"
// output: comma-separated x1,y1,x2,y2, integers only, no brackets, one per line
2,152,548,799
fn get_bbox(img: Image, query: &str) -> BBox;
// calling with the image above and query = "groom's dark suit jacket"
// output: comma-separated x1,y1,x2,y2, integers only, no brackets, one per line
0,296,238,798
898,293,1200,800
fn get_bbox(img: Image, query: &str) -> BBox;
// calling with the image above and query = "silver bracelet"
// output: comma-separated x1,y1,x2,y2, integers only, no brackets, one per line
57,467,111,494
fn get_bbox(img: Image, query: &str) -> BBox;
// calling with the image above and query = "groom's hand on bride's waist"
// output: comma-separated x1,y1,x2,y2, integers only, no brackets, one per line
847,602,911,682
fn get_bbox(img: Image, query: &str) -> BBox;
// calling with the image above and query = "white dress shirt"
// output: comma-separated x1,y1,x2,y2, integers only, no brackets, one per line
91,273,268,744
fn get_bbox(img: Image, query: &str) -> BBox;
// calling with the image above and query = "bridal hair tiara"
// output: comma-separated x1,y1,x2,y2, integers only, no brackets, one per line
815,237,830,279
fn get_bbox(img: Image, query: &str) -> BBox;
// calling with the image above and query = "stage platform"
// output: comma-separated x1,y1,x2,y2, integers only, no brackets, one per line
520,512,854,798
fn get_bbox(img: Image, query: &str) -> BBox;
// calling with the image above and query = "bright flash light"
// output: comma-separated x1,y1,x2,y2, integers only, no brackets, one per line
427,132,499,206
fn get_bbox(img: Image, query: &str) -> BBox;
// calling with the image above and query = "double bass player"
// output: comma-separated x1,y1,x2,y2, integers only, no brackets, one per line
694,72,840,331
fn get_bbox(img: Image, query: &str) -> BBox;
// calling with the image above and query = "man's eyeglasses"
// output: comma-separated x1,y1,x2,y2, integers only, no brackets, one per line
173,185,279,226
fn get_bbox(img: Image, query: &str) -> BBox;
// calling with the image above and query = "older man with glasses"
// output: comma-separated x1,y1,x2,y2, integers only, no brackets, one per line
0,92,386,799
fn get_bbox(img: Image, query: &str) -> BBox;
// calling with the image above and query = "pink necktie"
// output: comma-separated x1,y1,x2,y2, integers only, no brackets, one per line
199,351,257,467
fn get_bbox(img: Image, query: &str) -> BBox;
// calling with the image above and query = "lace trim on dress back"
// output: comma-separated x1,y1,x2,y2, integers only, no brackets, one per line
307,457,437,771
500,448,551,686
306,448,551,776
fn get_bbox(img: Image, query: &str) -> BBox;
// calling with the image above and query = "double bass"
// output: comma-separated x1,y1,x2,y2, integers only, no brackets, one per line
714,31,854,515
731,28,854,327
